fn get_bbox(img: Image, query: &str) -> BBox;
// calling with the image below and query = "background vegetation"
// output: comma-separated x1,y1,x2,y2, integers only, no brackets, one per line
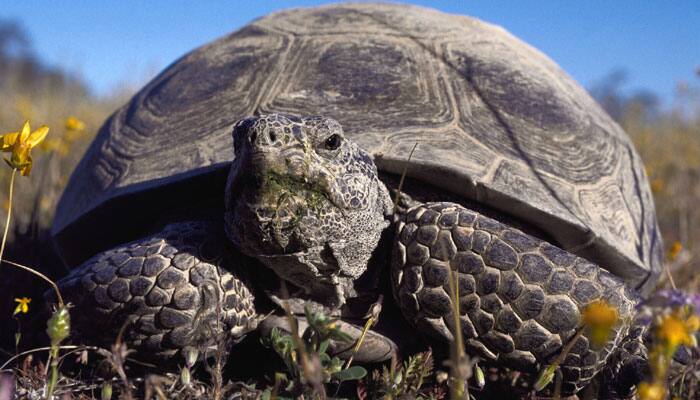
589,69,700,290
0,20,130,353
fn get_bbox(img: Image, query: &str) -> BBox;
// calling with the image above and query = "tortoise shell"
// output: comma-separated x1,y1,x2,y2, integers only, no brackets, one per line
52,3,662,295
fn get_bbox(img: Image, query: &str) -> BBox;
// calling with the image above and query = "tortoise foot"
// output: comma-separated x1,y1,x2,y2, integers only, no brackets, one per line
259,314,397,363
392,202,640,394
50,221,258,364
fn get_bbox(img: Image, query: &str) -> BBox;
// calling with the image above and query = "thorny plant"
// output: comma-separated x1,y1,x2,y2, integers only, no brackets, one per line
201,281,228,400
359,351,443,400
261,305,367,399
5,280,234,399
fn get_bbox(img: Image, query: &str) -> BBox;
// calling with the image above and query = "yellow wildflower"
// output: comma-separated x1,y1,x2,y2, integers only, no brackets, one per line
64,116,86,142
13,297,31,315
668,241,682,261
64,116,85,131
637,381,665,400
0,121,49,176
656,313,696,351
650,179,664,194
582,299,619,347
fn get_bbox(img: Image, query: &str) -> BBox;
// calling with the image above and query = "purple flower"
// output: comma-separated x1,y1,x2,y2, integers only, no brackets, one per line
647,289,700,312
0,374,14,400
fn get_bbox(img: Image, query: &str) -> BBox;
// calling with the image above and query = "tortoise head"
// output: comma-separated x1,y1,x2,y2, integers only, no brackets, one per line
225,114,392,305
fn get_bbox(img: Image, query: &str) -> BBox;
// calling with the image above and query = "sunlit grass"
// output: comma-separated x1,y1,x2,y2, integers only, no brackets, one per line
624,93,700,293
0,95,122,240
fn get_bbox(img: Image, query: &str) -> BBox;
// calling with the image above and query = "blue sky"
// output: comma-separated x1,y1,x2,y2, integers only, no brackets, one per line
2,1,698,104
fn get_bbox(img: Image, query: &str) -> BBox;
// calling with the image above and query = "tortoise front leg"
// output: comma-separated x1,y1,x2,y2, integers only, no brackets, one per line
391,202,642,394
51,221,258,364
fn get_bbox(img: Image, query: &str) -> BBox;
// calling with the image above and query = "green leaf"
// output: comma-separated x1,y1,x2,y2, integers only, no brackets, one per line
304,304,315,320
269,327,295,359
332,366,367,382
319,338,330,355
393,370,403,388
274,372,288,383
101,383,112,400
328,328,353,343
329,356,343,372
302,325,315,342
474,364,485,389
534,365,556,392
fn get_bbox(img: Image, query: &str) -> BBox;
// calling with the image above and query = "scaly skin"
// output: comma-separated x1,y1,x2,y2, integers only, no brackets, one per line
55,221,257,362
224,114,392,306
392,202,641,394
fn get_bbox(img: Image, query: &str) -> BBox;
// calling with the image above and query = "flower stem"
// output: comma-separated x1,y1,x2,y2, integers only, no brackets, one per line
552,326,585,368
45,344,60,398
535,326,585,392
44,306,70,400
345,316,373,369
0,345,86,371
447,268,467,399
345,295,383,369
392,142,419,213
664,262,677,290
0,168,17,270
2,259,64,306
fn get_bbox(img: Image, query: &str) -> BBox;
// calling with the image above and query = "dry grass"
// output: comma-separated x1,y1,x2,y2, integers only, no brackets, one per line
0,77,126,240
0,21,130,378
621,87,700,293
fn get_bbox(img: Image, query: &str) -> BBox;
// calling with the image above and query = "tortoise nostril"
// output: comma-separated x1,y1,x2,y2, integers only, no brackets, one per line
268,131,277,143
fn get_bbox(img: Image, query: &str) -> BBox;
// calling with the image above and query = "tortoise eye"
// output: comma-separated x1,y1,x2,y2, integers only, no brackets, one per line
324,134,342,150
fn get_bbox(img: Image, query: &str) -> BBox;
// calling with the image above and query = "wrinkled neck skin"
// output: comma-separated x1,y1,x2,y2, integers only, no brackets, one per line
224,114,393,308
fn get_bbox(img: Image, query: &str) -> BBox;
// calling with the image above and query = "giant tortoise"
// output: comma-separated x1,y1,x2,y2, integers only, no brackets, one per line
50,3,662,396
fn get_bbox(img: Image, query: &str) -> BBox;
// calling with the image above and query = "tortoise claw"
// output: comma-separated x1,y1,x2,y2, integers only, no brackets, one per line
259,314,397,363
